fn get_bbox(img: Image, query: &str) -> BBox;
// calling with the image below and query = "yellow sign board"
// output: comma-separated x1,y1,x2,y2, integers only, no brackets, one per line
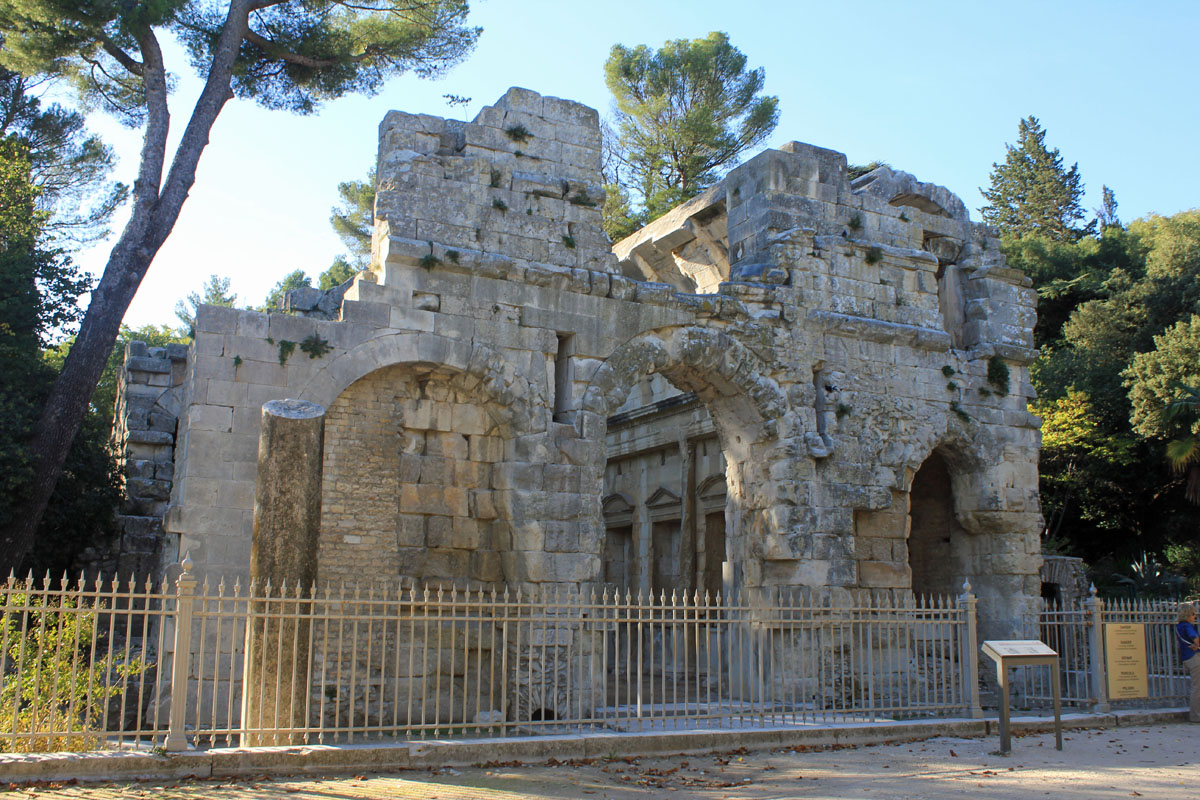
1104,623,1149,699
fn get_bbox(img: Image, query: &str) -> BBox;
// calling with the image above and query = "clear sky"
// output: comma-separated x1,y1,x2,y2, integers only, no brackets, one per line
74,0,1200,328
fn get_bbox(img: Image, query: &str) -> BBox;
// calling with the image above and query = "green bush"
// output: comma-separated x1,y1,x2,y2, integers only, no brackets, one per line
0,593,147,752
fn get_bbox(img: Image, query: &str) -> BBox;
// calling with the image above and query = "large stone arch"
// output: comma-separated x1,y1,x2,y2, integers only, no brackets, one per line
581,325,794,591
297,332,543,437
898,422,1041,640
304,333,545,589
583,326,787,438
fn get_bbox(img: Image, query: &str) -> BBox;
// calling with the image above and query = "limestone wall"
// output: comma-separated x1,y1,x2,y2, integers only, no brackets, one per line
85,341,187,578
163,87,1041,641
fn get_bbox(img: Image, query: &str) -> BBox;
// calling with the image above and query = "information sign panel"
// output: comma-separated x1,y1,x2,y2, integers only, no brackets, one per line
1104,623,1148,699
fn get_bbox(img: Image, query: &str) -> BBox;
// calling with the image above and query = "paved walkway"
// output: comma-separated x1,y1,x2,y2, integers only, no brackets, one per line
6,724,1199,799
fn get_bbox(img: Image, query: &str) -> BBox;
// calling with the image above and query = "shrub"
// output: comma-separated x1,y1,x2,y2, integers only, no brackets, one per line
0,592,148,752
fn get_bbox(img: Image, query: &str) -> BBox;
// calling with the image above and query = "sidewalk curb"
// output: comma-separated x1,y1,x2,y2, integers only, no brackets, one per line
0,708,1187,785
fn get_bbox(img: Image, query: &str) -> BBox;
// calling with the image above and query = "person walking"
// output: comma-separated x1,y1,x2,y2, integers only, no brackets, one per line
1177,603,1200,722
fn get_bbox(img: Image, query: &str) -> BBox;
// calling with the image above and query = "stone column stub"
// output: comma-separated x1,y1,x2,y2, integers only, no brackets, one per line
249,398,326,591
245,398,325,746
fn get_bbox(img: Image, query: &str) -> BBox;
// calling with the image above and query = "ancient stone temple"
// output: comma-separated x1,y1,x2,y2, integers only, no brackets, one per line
149,87,1042,641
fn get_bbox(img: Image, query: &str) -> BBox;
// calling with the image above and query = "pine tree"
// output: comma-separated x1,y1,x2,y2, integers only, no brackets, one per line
604,32,778,225
980,116,1088,240
174,274,238,334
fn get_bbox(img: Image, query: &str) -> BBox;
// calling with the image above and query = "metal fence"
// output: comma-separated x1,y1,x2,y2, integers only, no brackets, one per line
5,558,1189,755
1025,591,1189,711
0,558,988,753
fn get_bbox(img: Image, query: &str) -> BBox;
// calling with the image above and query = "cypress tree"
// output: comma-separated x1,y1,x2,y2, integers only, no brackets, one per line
980,116,1088,240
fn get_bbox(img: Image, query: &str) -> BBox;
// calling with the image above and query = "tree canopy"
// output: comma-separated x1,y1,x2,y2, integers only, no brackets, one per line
0,0,481,571
0,67,127,244
602,31,778,237
981,116,1088,241
330,169,375,268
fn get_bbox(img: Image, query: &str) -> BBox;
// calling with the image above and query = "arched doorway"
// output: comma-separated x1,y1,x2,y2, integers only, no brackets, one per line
907,449,969,598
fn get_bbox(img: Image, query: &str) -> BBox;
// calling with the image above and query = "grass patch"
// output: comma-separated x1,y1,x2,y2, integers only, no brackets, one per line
299,333,332,359
505,124,531,143
987,355,1011,396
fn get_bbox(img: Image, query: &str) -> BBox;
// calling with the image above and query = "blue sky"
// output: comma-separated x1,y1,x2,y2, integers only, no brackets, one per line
75,1,1200,328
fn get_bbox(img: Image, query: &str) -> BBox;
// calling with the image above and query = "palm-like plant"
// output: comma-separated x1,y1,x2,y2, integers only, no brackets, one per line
1164,382,1200,505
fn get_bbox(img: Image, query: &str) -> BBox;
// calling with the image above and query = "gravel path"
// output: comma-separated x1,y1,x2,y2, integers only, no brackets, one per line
6,724,1198,799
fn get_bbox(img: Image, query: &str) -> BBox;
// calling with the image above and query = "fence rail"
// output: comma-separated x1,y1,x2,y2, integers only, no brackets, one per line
1024,591,1189,711
1,561,1190,755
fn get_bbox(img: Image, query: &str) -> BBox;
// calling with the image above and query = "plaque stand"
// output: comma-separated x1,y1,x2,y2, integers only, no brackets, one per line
981,640,1062,755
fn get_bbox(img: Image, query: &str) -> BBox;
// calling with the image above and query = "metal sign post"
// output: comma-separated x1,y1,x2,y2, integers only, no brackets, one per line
980,640,1062,755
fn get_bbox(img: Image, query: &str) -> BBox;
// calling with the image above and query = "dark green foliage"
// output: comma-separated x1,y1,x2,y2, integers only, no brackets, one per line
864,246,882,265
835,403,851,420
299,333,332,359
174,2,481,116
846,160,889,181
1002,226,1138,346
600,182,640,242
604,31,778,225
567,191,597,208
233,354,242,369
491,198,507,212
446,250,459,264
561,234,576,249
946,382,957,392
175,274,236,334
504,124,530,142
0,138,116,573
949,400,970,423
1095,185,1120,230
1029,209,1200,564
329,168,374,268
0,67,127,245
277,339,296,365
981,116,1089,241
978,386,992,397
319,255,358,290
847,213,863,232
986,356,1010,396
262,269,312,312
419,253,439,270
488,169,501,188
941,365,956,377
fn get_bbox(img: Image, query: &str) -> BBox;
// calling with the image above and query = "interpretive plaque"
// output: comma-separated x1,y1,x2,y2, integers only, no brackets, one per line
1103,623,1148,700
980,639,1062,754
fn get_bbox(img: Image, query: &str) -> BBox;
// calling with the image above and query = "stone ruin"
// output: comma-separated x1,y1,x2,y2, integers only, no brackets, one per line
122,87,1042,646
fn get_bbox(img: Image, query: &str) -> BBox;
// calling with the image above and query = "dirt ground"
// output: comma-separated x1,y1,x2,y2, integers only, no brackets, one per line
5,724,1199,799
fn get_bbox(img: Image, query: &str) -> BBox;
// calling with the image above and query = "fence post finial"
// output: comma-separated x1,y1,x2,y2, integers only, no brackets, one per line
165,553,198,752
957,578,982,718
